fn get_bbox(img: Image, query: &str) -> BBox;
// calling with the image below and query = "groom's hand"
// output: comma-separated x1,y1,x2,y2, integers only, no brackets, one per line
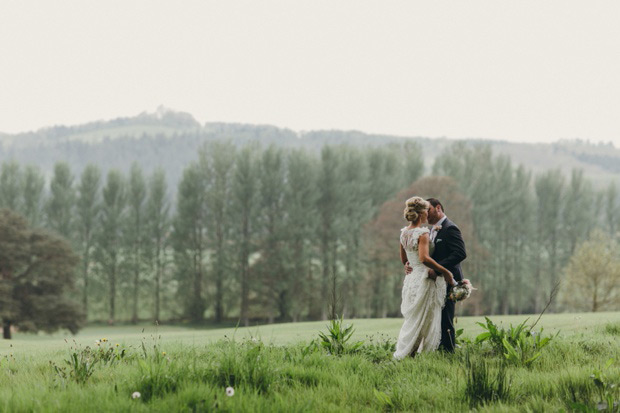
427,269,438,281
404,262,413,274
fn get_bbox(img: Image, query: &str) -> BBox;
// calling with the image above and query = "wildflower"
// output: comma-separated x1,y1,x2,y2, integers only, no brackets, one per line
162,351,166,356
132,391,141,399
115,344,120,347
95,340,101,346
102,338,108,342
226,387,235,397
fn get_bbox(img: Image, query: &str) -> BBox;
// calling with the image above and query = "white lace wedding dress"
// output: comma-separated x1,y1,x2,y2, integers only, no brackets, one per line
393,227,447,359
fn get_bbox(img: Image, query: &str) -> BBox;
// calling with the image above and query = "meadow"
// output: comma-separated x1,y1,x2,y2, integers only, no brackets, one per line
1,312,619,412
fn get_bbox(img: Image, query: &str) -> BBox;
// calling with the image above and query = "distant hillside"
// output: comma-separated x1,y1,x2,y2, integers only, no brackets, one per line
1,108,618,188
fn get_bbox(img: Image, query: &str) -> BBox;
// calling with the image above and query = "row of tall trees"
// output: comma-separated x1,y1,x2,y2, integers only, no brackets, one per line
431,143,619,314
0,141,423,324
1,141,618,328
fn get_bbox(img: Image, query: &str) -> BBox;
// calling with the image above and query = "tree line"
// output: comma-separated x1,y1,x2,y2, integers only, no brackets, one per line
0,141,423,326
1,140,618,334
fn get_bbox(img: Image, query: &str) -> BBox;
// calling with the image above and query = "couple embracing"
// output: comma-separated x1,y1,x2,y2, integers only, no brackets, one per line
393,197,467,359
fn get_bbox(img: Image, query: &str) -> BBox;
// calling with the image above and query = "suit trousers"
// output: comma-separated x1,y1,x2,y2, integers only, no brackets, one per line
440,298,456,352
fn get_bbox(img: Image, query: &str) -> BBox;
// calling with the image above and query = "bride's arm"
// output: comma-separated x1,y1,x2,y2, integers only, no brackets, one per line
418,234,456,286
400,243,408,266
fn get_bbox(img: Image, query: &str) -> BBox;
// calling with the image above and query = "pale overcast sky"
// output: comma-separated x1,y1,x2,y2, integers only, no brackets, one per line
1,1,619,145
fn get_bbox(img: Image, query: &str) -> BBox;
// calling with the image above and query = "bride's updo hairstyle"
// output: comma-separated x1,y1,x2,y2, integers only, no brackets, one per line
404,197,430,222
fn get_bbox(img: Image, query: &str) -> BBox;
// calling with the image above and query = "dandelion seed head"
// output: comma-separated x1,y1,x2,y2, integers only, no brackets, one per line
226,387,235,397
132,391,141,399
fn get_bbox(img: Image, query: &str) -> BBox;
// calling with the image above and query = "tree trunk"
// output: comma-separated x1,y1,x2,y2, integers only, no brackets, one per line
132,261,139,324
215,226,224,324
2,320,11,340
321,235,329,320
109,265,116,324
83,240,90,317
307,254,320,320
154,243,161,322
240,216,250,327
192,249,204,322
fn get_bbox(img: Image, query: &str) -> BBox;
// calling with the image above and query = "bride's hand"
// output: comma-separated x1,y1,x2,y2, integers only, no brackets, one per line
443,271,457,287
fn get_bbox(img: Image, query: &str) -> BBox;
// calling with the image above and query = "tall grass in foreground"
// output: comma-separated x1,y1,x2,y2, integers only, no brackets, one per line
0,320,618,412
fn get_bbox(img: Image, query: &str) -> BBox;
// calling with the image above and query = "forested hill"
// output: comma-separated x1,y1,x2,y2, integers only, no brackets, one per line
1,108,619,186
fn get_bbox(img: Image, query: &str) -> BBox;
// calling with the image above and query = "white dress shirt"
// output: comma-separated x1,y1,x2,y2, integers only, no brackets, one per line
430,215,447,242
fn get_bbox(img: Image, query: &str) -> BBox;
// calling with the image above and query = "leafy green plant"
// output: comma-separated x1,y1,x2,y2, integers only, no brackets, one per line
318,316,364,356
476,317,556,367
52,349,98,385
502,328,555,368
475,317,509,352
358,334,396,363
301,339,320,357
455,328,471,347
84,339,128,366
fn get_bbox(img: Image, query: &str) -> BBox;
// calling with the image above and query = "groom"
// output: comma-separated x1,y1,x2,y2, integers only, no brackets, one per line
405,198,467,352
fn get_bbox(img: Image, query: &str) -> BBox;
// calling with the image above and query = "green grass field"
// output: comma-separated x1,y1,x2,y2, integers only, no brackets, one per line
1,312,619,412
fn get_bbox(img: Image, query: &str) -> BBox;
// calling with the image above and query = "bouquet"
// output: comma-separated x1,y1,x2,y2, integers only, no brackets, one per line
448,279,475,302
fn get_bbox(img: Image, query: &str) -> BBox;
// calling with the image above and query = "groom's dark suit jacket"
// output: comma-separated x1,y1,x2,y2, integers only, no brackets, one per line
431,217,466,352
431,217,467,291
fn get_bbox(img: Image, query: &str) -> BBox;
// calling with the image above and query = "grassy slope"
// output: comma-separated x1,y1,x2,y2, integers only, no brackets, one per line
1,313,619,412
2,312,619,355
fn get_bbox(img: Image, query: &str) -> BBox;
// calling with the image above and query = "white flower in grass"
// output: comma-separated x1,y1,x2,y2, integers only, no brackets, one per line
226,387,235,397
132,391,141,399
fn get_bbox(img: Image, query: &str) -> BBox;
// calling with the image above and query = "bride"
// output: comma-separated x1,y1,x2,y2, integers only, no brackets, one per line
393,197,457,359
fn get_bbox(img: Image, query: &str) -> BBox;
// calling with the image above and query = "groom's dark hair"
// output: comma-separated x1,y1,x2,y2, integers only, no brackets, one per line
426,198,444,212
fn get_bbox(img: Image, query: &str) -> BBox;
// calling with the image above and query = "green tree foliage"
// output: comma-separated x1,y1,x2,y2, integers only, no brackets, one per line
200,142,236,323
257,146,288,322
562,229,620,312
46,162,76,240
0,161,22,211
0,209,84,339
283,149,319,321
126,163,147,324
317,146,342,320
76,164,102,315
230,145,259,326
172,163,207,322
1,139,616,324
22,165,45,226
605,182,619,238
145,168,170,322
96,170,126,324
562,169,594,256
534,170,565,312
